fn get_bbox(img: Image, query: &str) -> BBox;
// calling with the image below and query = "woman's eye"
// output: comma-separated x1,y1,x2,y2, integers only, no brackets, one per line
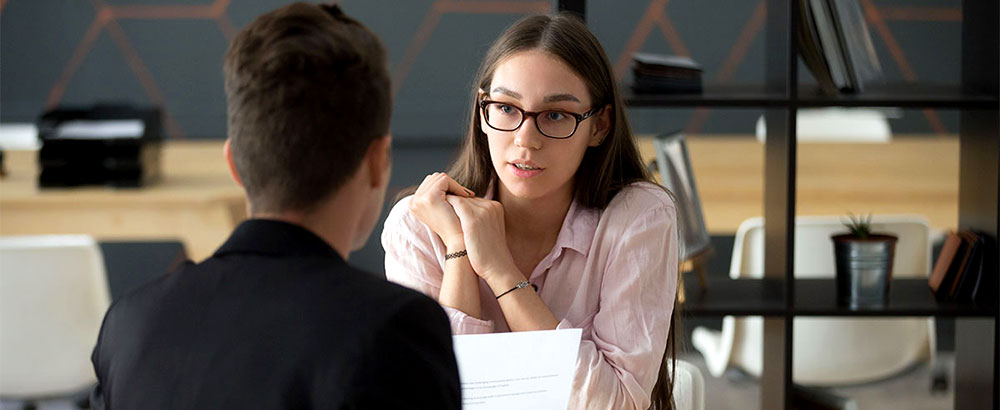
499,105,515,114
545,111,567,121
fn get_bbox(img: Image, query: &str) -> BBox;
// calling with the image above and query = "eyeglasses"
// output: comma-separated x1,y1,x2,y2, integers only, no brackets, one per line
479,100,604,139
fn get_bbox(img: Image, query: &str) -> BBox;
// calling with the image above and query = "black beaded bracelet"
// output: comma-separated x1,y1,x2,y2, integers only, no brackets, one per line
445,250,468,260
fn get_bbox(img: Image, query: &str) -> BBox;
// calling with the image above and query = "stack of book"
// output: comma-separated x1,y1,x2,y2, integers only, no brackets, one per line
928,231,996,305
630,52,703,94
798,0,883,94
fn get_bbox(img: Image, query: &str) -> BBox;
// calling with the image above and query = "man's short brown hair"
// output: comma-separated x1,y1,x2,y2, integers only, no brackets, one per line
224,3,390,213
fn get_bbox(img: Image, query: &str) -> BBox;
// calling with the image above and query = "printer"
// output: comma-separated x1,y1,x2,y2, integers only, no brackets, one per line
36,104,163,188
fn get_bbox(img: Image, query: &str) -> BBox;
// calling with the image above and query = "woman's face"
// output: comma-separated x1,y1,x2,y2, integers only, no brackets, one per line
482,50,609,202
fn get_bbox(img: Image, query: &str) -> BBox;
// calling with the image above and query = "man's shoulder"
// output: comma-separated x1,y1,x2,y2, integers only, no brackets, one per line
109,254,441,327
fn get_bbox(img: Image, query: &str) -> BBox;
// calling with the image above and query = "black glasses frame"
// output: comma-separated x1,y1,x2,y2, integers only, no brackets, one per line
478,100,604,139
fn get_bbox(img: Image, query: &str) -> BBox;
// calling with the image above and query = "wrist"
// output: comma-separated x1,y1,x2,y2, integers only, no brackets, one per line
442,234,465,251
483,261,523,291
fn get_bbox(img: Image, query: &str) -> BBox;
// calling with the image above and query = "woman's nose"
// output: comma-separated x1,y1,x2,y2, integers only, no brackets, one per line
513,117,543,150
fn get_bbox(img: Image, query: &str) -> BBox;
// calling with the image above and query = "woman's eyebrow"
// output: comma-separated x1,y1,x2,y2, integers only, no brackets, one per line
491,86,521,99
491,87,582,104
543,93,581,103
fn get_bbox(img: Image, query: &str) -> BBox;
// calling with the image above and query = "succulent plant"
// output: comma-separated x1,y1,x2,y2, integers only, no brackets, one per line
843,212,873,239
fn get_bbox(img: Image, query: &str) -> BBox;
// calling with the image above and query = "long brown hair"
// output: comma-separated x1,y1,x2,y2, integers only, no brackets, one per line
448,13,649,209
445,13,679,409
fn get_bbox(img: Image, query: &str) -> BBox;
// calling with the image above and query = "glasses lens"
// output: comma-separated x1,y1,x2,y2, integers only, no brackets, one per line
485,103,523,131
537,111,577,138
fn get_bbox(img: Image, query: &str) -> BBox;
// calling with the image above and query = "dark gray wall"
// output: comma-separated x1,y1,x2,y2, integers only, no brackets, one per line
1,0,962,139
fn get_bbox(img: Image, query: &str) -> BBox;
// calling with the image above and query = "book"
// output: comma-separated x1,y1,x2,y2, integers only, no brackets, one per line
929,231,962,293
631,53,703,94
934,232,975,300
946,231,980,299
809,0,852,91
954,234,985,301
798,0,838,95
969,234,997,305
632,53,702,71
829,0,884,92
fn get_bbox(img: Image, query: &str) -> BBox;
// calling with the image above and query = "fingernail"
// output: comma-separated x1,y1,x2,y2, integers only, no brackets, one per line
465,189,474,196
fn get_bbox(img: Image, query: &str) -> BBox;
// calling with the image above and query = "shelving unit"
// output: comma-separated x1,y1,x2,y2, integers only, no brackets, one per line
560,1,999,409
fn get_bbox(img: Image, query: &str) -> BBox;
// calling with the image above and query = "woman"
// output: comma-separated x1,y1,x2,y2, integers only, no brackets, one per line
382,12,680,410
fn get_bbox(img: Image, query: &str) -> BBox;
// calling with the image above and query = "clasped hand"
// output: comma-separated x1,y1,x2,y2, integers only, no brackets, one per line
409,173,516,284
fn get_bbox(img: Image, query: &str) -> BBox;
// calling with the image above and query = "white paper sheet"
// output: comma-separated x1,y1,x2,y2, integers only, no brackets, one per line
452,329,582,410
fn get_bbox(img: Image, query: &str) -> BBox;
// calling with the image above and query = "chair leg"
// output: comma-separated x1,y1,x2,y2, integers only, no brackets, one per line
929,318,951,394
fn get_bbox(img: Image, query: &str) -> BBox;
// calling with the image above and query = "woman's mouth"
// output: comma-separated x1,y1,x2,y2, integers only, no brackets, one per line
509,162,544,178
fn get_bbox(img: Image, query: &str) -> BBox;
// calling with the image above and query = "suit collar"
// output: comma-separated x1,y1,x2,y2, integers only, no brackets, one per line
214,219,345,263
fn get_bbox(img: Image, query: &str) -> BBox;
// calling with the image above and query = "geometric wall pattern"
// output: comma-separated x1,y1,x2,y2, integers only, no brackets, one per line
1,0,962,140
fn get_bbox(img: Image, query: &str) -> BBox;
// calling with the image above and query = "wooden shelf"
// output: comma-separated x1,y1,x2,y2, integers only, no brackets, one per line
796,85,1000,109
681,277,997,318
793,279,997,317
625,84,998,109
681,277,786,317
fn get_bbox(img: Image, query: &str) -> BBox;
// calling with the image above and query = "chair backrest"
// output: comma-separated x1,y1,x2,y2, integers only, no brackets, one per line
727,216,934,384
653,131,712,260
671,359,705,410
730,215,931,279
0,235,110,397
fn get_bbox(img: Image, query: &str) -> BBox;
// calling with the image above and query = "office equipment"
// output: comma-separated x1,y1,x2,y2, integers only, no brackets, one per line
0,141,244,262
755,108,892,143
36,104,163,188
0,235,110,402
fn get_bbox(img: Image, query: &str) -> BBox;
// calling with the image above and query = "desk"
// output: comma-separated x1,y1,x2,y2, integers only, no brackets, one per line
1,137,959,261
637,135,959,234
0,142,245,262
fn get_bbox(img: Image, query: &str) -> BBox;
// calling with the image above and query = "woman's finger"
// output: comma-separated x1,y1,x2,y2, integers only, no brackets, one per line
440,173,474,197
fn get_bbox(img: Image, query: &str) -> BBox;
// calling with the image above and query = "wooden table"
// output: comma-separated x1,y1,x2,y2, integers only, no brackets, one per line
637,135,959,235
0,142,246,262
0,136,959,261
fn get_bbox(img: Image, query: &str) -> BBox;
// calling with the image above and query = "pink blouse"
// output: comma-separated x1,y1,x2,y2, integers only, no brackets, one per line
381,181,679,410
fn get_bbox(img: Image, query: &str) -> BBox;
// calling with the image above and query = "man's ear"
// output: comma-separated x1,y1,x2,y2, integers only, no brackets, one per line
365,134,392,188
588,104,613,147
223,138,243,187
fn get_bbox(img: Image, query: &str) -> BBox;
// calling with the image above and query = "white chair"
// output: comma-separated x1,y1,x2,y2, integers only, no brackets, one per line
692,216,935,385
671,359,705,410
0,235,110,400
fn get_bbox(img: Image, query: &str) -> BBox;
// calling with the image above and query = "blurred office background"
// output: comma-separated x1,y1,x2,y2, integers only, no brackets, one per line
0,1,981,409
0,0,963,273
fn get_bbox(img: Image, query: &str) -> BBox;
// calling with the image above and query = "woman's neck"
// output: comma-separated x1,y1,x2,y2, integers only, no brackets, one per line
497,181,574,245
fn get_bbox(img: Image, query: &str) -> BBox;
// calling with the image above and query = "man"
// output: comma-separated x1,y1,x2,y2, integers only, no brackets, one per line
90,3,461,409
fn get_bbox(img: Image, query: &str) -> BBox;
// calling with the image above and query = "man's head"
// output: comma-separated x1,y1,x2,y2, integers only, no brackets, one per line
223,3,391,251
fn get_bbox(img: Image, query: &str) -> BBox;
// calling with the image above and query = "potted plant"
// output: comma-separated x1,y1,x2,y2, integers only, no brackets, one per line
831,213,898,307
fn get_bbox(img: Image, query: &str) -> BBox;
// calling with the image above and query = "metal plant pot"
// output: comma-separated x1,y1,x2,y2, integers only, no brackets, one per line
831,234,898,308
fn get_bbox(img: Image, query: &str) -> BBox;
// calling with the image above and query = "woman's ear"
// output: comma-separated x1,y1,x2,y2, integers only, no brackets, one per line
589,104,613,147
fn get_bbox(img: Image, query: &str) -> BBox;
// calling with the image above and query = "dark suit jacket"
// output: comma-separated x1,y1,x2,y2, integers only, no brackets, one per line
90,219,461,409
